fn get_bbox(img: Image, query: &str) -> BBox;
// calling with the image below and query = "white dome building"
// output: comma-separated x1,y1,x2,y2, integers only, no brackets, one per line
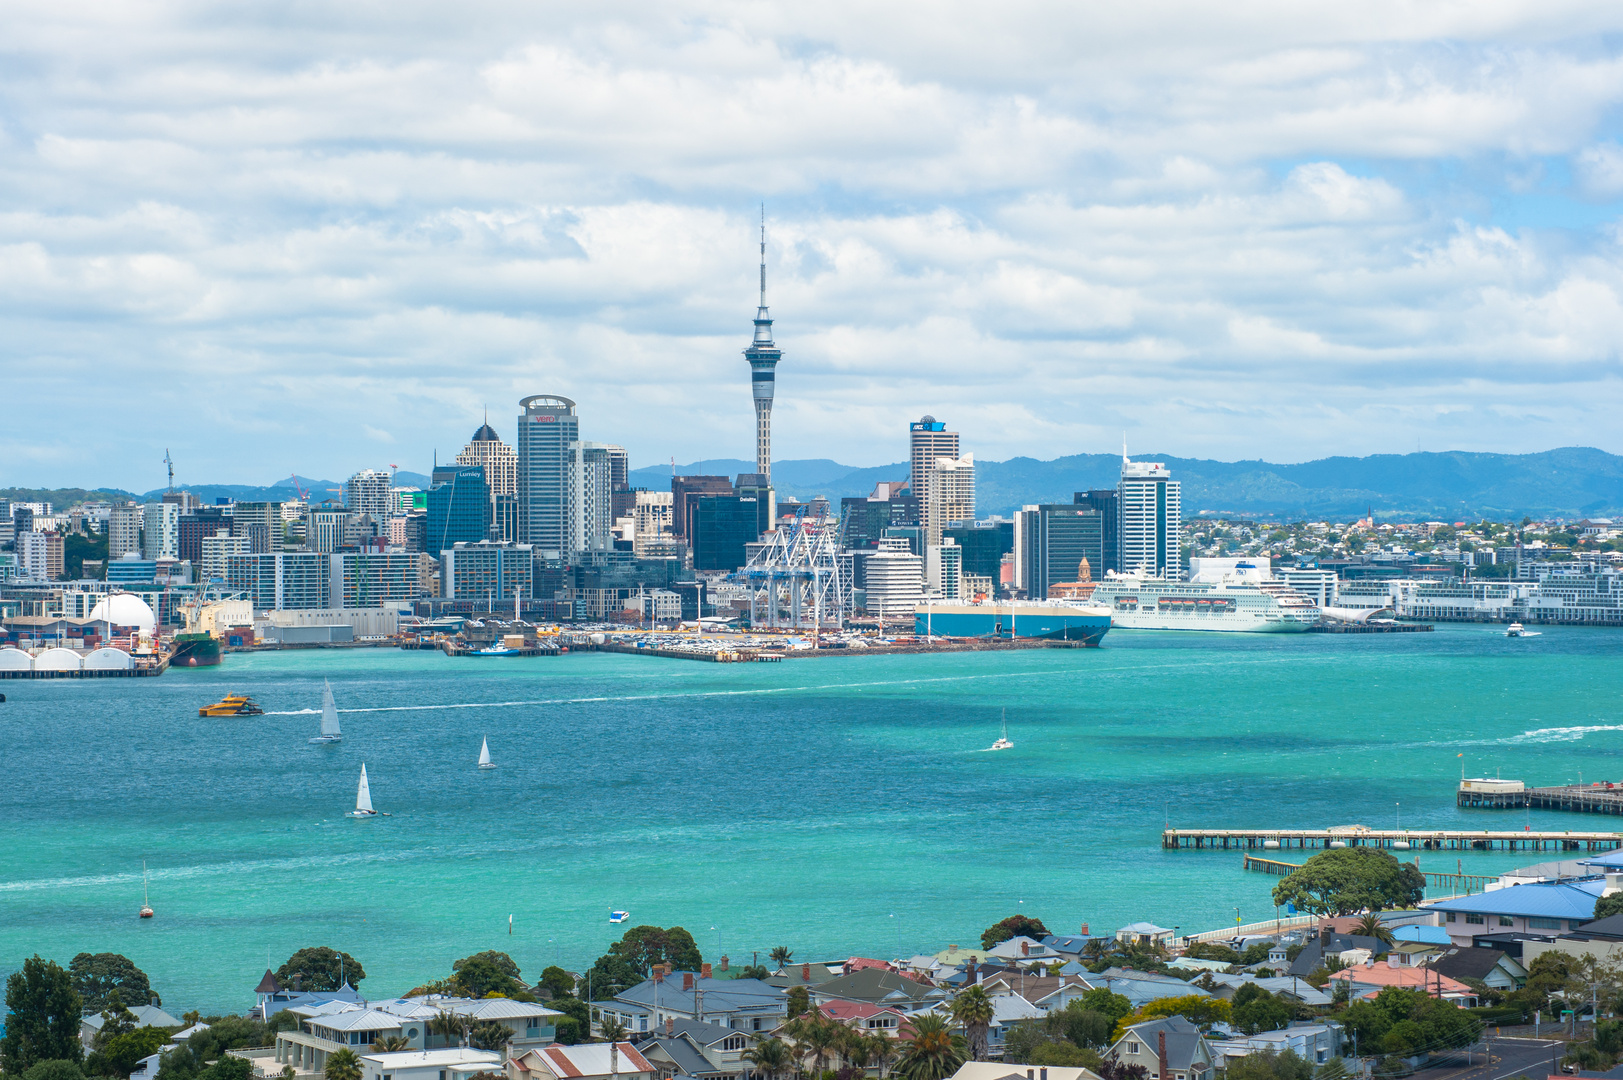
34,647,83,671
88,594,157,632
0,647,31,671
83,647,134,671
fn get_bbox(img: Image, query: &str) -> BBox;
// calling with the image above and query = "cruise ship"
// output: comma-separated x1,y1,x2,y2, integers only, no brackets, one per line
913,600,1113,644
1087,560,1321,633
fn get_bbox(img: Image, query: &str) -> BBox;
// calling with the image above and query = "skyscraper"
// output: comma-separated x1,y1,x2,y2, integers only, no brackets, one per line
1118,453,1182,579
1074,489,1121,574
426,465,491,556
927,454,975,546
909,416,960,544
1017,505,1104,599
517,395,580,559
579,443,617,552
456,417,518,537
343,469,394,521
743,216,781,483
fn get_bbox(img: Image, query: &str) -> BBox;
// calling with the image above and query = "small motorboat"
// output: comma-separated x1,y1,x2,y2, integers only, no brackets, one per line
139,861,154,919
609,910,630,924
1505,622,1540,637
478,736,497,770
309,680,342,744
475,644,517,656
347,764,383,818
989,708,1013,751
200,693,264,717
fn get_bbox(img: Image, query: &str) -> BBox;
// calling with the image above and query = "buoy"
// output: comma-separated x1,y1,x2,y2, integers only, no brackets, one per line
1263,839,1281,850
1330,840,1347,848
1393,841,1410,850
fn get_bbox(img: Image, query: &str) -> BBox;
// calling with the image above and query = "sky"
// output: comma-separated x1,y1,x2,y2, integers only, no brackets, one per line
5,1,1623,491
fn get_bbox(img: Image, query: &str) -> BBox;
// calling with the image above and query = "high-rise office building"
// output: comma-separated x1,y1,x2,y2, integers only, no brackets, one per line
141,503,180,561
942,522,1014,580
909,416,960,544
1017,505,1105,600
108,503,143,559
344,469,394,521
1118,455,1182,579
864,537,923,625
456,418,518,538
692,494,760,571
743,219,782,483
673,476,734,540
925,539,962,600
579,443,618,552
307,509,350,554
517,395,580,560
927,454,975,546
426,465,491,556
231,502,284,553
178,508,229,565
1074,489,1121,574
441,541,534,603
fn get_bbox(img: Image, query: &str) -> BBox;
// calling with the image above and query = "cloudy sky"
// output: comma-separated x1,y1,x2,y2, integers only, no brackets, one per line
6,1,1623,490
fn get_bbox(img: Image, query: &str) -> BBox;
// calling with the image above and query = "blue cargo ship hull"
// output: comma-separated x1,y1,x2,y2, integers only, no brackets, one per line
914,605,1111,645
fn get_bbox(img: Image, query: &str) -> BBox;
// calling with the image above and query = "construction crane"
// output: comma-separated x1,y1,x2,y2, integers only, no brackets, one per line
289,474,310,501
164,449,174,493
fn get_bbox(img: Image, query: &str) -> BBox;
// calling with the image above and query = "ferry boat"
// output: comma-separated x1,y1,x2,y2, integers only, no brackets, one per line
1089,562,1320,633
199,693,264,716
913,600,1112,644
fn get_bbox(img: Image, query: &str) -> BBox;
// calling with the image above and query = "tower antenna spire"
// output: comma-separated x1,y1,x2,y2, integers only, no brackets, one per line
743,204,781,484
759,203,767,307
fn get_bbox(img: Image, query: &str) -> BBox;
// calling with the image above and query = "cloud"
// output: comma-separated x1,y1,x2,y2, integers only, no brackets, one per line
4,1,1623,489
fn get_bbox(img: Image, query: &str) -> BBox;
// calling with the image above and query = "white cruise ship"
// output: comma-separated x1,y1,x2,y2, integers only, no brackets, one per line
1087,559,1321,633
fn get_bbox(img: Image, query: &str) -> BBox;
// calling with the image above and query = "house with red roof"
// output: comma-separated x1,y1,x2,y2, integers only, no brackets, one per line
508,1042,655,1080
1327,961,1477,1006
816,1000,913,1039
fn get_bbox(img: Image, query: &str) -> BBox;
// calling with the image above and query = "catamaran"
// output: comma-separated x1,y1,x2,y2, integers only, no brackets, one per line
477,736,497,769
139,861,154,919
989,709,1013,751
309,681,342,744
348,764,380,818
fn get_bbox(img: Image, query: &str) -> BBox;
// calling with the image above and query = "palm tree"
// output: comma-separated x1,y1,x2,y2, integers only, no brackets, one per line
770,947,795,971
325,1049,362,1080
469,1021,513,1053
429,1011,470,1047
1353,913,1395,945
893,1014,965,1080
867,1034,898,1079
745,1037,792,1080
1082,939,1111,964
948,986,994,1061
599,1016,629,1042
785,1011,843,1076
370,1036,410,1053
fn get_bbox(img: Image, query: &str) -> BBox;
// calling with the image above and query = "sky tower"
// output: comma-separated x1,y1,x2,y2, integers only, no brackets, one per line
743,210,781,483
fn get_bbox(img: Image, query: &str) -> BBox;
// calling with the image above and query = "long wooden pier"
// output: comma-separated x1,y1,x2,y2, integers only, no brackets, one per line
1164,827,1623,852
1459,784,1623,817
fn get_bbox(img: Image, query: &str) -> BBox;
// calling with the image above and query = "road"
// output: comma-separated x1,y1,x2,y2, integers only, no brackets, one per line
1417,1037,1566,1080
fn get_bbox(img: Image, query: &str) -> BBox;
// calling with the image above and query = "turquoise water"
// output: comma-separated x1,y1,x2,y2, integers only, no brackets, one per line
2,624,1620,1014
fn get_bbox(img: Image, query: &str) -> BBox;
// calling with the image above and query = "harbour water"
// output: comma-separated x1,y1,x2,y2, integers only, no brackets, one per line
1,624,1620,1012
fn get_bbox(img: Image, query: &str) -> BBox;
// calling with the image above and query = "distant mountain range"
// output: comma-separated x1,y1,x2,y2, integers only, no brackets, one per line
8,449,1621,521
631,447,1623,520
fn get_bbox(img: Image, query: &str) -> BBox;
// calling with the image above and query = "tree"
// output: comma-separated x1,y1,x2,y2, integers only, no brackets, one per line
1596,894,1623,922
1095,1058,1148,1080
1271,849,1425,916
1080,988,1132,1023
784,1011,844,1075
769,947,794,970
1314,1060,1354,1080
23,1063,87,1080
324,1049,362,1080
1029,1044,1102,1069
70,955,157,1013
453,955,523,999
94,1027,171,1078
980,916,1051,950
745,1038,792,1080
276,948,366,992
538,967,575,1000
202,1059,253,1080
3,956,86,1074
1225,1050,1314,1080
950,986,995,1061
735,965,771,981
370,1037,410,1053
469,1022,512,1052
786,986,811,1020
893,1014,965,1080
1045,1002,1113,1049
1353,914,1396,946
598,1016,629,1042
1231,988,1292,1036
586,927,700,1000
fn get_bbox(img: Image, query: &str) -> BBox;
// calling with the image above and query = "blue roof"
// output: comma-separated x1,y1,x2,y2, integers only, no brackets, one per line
1583,849,1623,869
1428,880,1604,919
1393,925,1453,944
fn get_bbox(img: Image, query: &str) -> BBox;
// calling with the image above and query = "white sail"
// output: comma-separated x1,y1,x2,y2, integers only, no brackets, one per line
355,764,374,814
320,681,341,737
478,737,493,768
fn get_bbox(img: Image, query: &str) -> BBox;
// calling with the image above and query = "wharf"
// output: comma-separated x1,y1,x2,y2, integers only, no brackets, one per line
0,657,168,678
1307,621,1433,633
1243,854,1494,892
1459,783,1623,817
1164,826,1622,852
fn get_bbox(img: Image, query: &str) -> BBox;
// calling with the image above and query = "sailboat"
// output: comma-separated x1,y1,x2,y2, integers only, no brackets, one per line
139,861,154,919
309,680,342,744
989,709,1014,751
347,764,381,817
477,737,497,769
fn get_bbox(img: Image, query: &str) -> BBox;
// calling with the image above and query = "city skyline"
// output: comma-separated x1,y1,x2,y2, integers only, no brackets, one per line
5,4,1623,490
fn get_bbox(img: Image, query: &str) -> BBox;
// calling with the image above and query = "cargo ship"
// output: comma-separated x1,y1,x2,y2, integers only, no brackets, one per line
913,600,1112,644
169,632,222,667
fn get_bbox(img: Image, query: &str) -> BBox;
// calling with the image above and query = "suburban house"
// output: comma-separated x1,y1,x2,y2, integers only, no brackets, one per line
1424,947,1527,991
1327,961,1477,1006
1285,932,1391,979
1107,1017,1214,1080
1198,974,1331,1009
984,993,1046,1058
949,1065,1101,1080
361,1048,500,1080
1090,969,1212,1009
271,996,562,1076
1206,1023,1343,1068
1116,923,1176,949
764,963,840,992
974,973,1091,1013
1522,912,1623,968
252,970,364,1019
810,968,950,1013
1427,880,1606,946
816,1001,912,1039
985,937,1062,964
80,1004,182,1049
508,1043,655,1080
606,973,787,1035
933,947,992,967
640,1017,757,1080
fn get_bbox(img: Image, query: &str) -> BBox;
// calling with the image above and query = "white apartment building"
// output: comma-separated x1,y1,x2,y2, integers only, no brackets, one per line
201,533,250,583
925,538,962,600
631,491,674,557
1118,457,1182,580
141,503,180,561
343,470,395,521
866,537,923,625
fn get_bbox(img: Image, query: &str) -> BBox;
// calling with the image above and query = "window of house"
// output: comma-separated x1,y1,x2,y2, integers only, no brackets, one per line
1445,913,1456,923
1498,916,1514,927
1528,918,1561,930
1128,1043,1140,1055
1465,914,1485,925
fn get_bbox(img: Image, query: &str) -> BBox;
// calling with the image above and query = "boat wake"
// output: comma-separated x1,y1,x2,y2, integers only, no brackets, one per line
1501,723,1623,744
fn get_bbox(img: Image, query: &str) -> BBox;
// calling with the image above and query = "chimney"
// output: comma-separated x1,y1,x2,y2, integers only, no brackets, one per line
802,963,810,982
683,973,694,991
702,964,712,979
696,988,705,1026
966,959,978,985
611,1043,620,1078
667,1017,675,1036
292,974,302,992
1021,941,1029,957
1027,1071,1035,1079
719,956,729,972
1080,923,1089,936
1042,1071,1048,1080
1158,1031,1169,1080
655,969,664,983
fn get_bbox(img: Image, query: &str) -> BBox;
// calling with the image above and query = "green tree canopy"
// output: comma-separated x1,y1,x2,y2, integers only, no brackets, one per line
454,952,521,981
452,955,524,999
1080,988,1132,1022
22,1061,87,1080
538,966,575,1000
980,916,1051,950
2,956,86,1074
1029,1043,1102,1069
1341,987,1478,1057
786,986,810,1020
894,1013,966,1080
585,926,700,1000
546,998,588,1045
1225,1050,1314,1080
1271,849,1425,916
1595,894,1623,922
1231,988,1292,1035
276,948,366,992
70,955,157,1013
92,1026,170,1078
324,1049,362,1080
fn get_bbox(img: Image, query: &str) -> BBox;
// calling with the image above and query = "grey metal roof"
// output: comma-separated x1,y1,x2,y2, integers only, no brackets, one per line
645,1037,719,1078
616,976,785,1014
1115,1017,1210,1071
83,1005,182,1031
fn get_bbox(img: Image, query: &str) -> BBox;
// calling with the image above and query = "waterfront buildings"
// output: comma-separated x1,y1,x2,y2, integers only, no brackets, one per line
864,537,924,626
441,541,534,603
517,395,580,560
925,537,962,599
426,465,491,555
1016,505,1105,600
909,417,960,546
743,221,781,484
200,532,249,583
108,503,143,558
1119,455,1182,579
926,455,975,547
